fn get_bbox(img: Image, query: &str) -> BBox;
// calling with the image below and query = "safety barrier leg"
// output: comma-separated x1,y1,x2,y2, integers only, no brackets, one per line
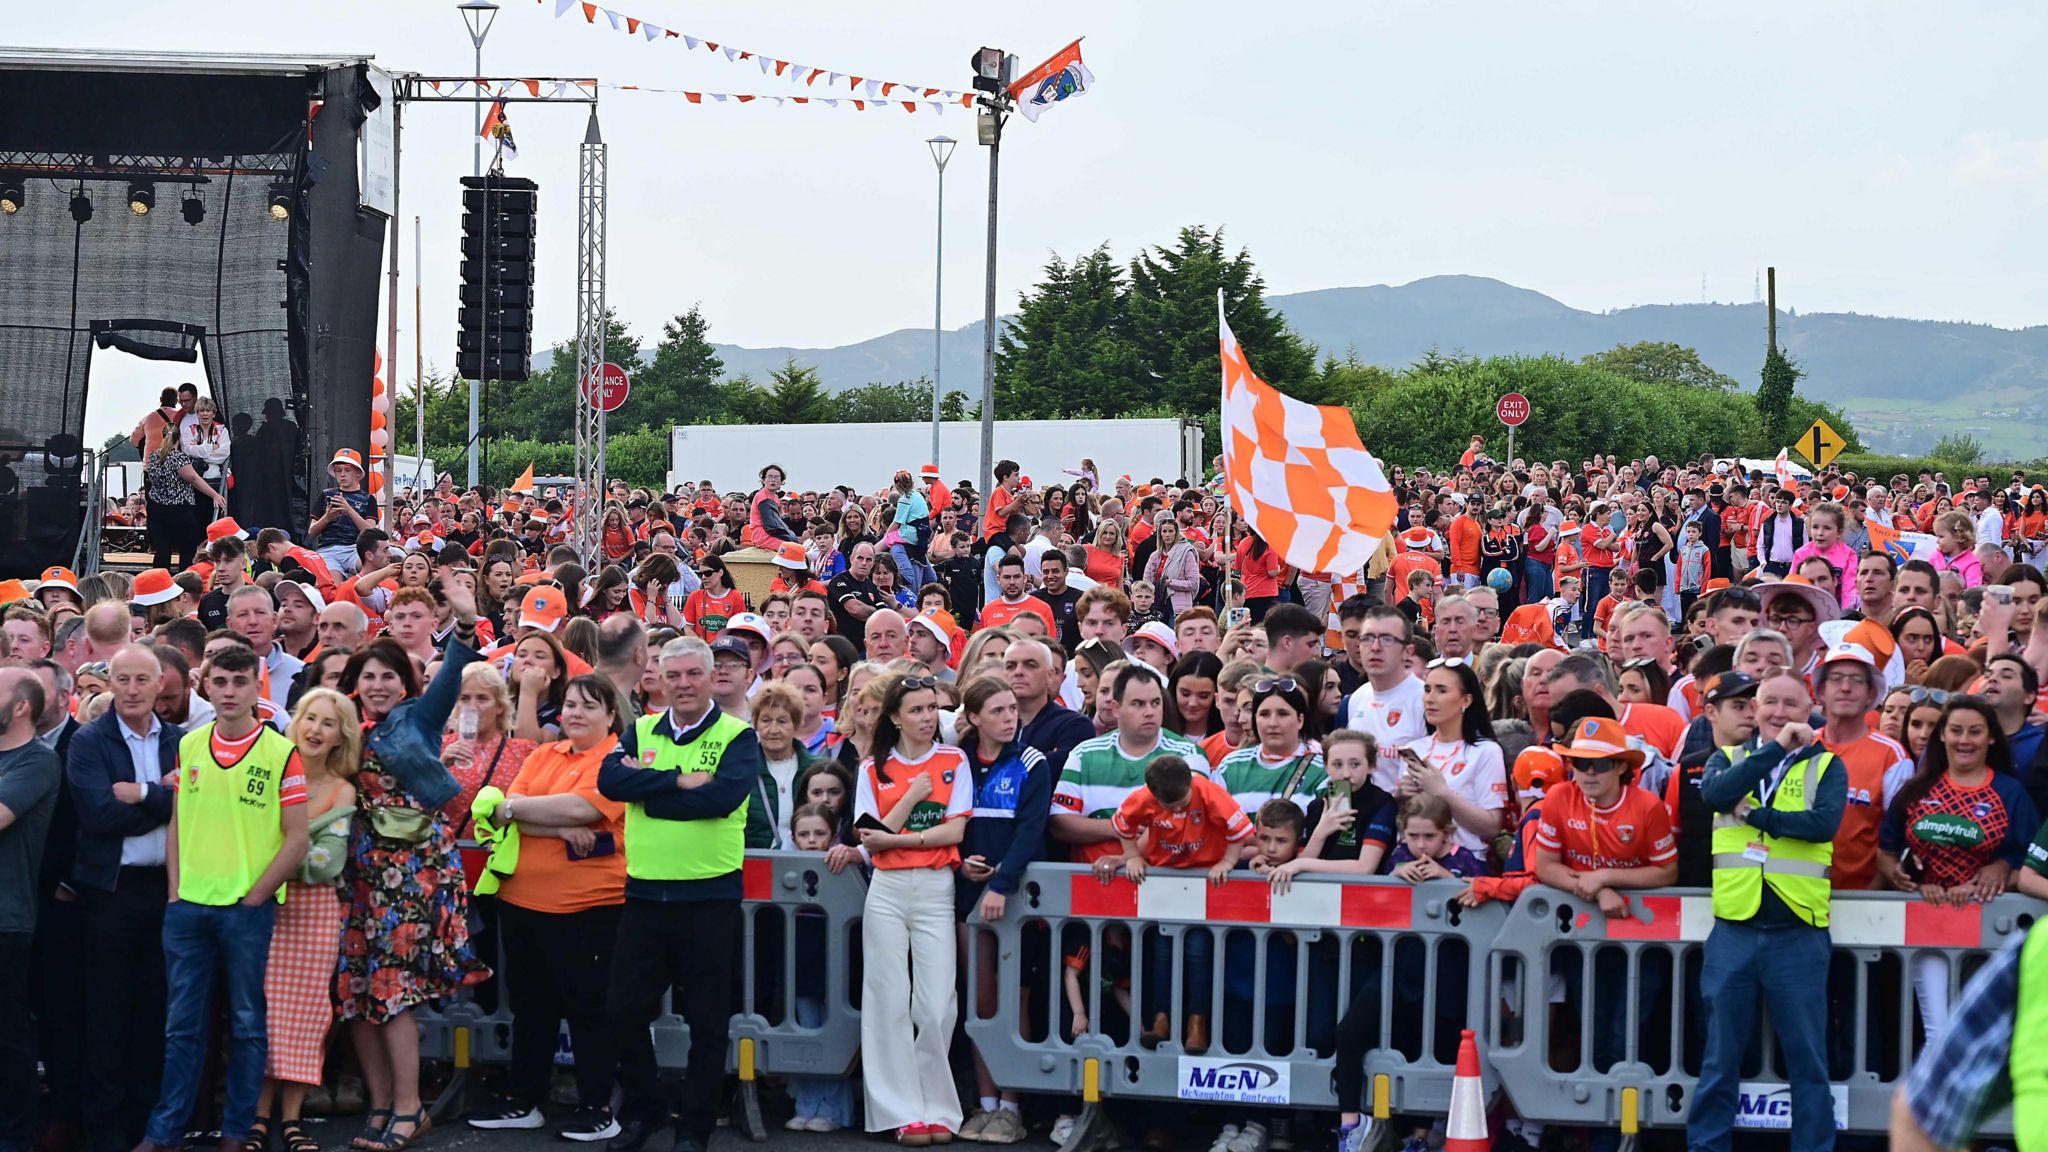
425,1024,473,1123
1054,1054,1114,1152
733,1037,767,1142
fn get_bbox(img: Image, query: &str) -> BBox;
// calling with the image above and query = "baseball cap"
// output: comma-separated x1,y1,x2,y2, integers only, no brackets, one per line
1702,671,1760,703
519,586,566,633
275,577,327,615
724,613,773,643
710,635,754,663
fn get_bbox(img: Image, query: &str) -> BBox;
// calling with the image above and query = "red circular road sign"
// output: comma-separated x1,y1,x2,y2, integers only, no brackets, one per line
581,362,631,413
1496,392,1530,427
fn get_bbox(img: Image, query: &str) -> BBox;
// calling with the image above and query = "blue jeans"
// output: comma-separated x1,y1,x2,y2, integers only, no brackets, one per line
1146,927,1213,1020
889,542,936,600
1522,558,1554,601
1687,919,1834,1152
789,996,857,1126
147,901,276,1145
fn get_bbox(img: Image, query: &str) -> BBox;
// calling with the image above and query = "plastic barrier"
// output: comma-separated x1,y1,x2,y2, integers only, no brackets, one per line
965,865,1504,1150
1483,886,2035,1139
415,851,868,1135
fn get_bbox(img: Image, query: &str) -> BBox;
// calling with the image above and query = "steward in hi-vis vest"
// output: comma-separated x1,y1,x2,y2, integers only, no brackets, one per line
1687,671,1847,1152
597,637,762,1152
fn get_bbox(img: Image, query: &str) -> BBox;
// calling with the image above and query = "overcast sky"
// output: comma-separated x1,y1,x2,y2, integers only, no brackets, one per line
24,1,2048,446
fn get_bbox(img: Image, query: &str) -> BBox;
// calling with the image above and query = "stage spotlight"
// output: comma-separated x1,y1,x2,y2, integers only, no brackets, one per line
0,179,21,214
127,181,154,216
267,179,292,220
69,190,91,223
181,192,205,225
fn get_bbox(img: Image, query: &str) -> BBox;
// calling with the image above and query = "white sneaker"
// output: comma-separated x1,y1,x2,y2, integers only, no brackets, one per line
1050,1116,1076,1146
785,1116,810,1132
1226,1121,1267,1152
1208,1124,1241,1152
803,1116,842,1133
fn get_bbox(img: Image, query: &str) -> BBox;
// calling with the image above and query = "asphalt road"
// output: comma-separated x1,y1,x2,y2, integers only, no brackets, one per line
295,1110,904,1152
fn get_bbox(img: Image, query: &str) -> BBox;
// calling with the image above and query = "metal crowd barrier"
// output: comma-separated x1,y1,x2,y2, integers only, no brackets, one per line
1483,886,2034,1141
965,865,1503,1151
416,850,868,1137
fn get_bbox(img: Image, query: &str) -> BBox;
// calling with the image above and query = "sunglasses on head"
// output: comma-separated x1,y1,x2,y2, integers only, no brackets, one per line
1427,657,1469,670
1715,588,1762,609
898,675,939,691
1253,677,1300,695
1907,687,1952,706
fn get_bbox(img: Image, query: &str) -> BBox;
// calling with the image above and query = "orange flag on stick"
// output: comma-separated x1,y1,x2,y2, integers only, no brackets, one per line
1219,290,1397,575
511,462,535,494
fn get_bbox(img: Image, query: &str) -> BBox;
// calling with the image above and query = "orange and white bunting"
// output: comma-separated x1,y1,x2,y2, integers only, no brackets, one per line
1220,290,1397,576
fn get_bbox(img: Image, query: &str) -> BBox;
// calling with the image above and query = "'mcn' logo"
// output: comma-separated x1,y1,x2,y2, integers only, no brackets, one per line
1734,1085,1794,1129
1186,1063,1278,1093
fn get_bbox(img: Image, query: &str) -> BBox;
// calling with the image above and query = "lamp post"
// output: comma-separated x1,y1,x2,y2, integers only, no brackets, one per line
925,135,955,474
457,0,498,489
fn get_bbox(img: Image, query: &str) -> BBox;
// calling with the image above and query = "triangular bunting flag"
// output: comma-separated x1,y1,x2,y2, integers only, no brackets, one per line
792,96,808,104
923,87,938,96
864,79,880,98
829,72,841,84
523,79,540,97
849,75,863,89
724,46,737,60
710,93,727,102
685,91,701,103
739,50,752,59
758,56,772,73
429,79,442,92
768,96,784,106
625,16,638,33
553,0,574,15
852,100,865,110
643,22,662,39
822,98,838,107
683,34,697,46
774,59,789,76
958,93,973,106
926,102,941,113
735,94,754,102
602,8,621,30
900,101,915,112
581,2,596,21
882,82,896,95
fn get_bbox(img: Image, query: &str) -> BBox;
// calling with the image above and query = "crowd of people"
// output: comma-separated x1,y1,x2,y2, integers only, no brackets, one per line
5,437,2044,1152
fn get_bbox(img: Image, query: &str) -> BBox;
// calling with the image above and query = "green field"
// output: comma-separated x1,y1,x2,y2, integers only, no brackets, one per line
1836,394,2048,463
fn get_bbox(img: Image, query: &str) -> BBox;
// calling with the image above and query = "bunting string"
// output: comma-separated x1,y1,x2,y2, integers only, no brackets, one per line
426,76,973,114
535,0,972,106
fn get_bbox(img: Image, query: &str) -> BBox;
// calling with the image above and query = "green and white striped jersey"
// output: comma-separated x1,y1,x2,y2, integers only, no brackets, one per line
1213,744,1326,817
1052,730,1211,819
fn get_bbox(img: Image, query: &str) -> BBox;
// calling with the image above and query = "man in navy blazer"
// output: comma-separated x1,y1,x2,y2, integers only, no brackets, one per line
65,646,181,1152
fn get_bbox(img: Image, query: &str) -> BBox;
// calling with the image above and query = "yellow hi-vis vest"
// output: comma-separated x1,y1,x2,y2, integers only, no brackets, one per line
174,724,298,906
623,709,751,881
1710,743,1834,928
2010,925,2048,1149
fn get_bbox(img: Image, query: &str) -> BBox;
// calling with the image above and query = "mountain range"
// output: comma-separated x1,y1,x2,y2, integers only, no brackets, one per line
702,275,2048,458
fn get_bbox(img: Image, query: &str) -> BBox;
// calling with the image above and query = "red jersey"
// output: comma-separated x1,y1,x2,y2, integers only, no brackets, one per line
1823,729,1912,891
1533,781,1676,872
979,596,1055,633
683,588,746,641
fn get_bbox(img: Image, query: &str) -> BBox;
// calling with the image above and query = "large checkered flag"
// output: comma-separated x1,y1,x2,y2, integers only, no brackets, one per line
1219,290,1397,576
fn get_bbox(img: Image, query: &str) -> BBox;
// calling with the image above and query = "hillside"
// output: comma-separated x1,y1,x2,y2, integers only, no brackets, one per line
699,275,2048,457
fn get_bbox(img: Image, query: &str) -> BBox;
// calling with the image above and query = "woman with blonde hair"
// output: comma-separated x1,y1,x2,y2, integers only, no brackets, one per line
833,670,892,771
955,627,1013,685
1083,519,1127,586
252,688,362,1152
442,662,537,826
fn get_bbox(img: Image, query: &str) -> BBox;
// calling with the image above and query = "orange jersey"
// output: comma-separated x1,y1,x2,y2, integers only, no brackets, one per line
1534,781,1676,873
1447,515,1482,576
979,596,1055,633
857,744,972,870
1618,702,1686,763
1822,730,1912,891
1111,776,1252,868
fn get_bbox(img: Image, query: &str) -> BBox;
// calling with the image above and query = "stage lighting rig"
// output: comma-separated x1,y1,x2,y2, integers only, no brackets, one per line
69,187,91,223
0,178,21,215
181,190,205,225
127,181,154,216
267,179,292,220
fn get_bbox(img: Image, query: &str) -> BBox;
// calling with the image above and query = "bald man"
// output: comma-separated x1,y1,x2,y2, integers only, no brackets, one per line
863,608,908,664
84,602,130,665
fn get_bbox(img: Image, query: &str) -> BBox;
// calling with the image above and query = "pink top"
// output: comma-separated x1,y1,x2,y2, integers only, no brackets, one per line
1790,540,1860,608
1930,546,1984,589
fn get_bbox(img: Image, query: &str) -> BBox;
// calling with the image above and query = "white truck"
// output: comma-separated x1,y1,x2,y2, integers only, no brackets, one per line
666,418,1205,495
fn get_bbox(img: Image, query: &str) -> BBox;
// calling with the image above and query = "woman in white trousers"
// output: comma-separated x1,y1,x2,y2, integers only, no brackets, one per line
854,673,971,1146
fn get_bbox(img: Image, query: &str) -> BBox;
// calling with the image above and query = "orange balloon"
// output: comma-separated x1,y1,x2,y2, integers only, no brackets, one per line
371,409,387,432
368,471,385,495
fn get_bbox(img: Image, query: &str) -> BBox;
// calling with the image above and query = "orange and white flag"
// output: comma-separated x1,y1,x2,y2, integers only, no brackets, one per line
1773,447,1797,494
1219,291,1397,576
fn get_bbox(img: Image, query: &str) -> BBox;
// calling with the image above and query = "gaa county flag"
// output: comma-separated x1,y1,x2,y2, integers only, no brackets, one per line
1010,39,1094,123
481,97,518,159
1773,447,1798,494
1219,290,1396,575
1866,518,1938,565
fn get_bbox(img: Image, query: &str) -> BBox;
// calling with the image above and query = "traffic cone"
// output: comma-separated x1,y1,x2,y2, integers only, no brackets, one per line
1443,1028,1490,1152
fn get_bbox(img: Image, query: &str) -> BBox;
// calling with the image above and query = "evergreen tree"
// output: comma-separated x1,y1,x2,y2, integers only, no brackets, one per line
1126,226,1319,414
728,357,831,425
1755,345,1802,446
993,245,1141,417
636,305,727,429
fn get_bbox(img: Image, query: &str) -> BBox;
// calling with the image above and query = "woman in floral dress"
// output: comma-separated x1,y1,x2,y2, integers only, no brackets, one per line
334,575,488,1152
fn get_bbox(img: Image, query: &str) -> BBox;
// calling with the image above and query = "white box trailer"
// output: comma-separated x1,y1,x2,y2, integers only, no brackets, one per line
667,418,1205,495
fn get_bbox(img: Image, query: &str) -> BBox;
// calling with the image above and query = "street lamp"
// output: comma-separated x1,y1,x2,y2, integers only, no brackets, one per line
926,135,955,474
457,0,498,488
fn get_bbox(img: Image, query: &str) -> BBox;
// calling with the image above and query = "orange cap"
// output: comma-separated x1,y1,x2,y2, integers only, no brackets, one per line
132,568,180,606
519,586,566,633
